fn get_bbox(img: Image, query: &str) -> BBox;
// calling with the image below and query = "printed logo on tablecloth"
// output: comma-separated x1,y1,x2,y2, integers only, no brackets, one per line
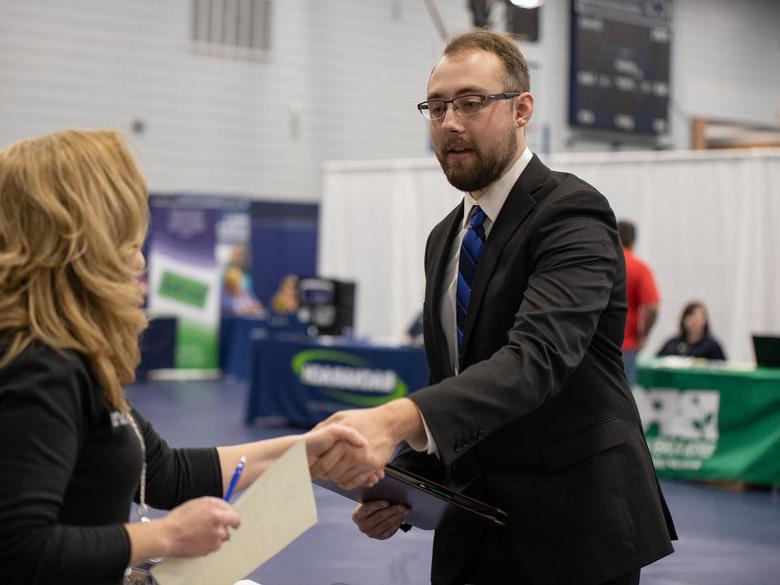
291,349,409,407
633,387,720,471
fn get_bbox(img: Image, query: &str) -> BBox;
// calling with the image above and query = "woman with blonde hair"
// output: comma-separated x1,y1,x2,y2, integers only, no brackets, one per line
0,130,376,584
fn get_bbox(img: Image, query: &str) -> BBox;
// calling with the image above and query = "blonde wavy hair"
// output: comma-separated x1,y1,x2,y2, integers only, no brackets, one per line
0,130,149,411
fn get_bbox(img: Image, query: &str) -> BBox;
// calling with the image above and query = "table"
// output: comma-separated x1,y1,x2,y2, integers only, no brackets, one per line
220,315,308,379
636,359,780,486
245,335,429,426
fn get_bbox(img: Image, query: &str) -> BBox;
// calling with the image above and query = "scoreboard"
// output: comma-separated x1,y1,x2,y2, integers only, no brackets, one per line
569,0,672,136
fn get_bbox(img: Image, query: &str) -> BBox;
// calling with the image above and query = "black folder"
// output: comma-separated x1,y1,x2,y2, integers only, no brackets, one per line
313,463,508,530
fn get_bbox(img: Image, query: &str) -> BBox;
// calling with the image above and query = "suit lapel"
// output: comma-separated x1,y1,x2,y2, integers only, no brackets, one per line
459,155,550,369
427,202,463,378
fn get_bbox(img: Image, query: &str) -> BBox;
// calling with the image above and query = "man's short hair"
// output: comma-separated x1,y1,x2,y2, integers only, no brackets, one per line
618,220,636,249
444,29,530,93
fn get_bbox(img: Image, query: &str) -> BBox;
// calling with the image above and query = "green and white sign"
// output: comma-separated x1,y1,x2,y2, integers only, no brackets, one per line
636,361,780,485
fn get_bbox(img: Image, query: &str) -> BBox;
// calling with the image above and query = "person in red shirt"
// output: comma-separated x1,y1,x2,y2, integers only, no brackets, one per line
619,220,660,386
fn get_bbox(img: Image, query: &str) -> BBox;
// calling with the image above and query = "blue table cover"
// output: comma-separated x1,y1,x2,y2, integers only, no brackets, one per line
245,335,429,426
220,314,308,379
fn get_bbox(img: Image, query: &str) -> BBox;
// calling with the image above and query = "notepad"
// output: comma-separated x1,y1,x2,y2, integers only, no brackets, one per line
152,440,317,585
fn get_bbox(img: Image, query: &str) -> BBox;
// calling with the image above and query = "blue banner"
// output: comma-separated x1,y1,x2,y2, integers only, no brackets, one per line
250,201,319,305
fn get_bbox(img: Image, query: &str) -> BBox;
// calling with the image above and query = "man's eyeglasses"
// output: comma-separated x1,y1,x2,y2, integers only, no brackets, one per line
417,92,521,121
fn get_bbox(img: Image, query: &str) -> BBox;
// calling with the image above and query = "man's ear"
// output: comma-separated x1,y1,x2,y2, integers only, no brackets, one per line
514,91,534,129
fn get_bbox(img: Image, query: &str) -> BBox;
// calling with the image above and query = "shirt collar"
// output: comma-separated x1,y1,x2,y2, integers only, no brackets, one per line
462,147,533,229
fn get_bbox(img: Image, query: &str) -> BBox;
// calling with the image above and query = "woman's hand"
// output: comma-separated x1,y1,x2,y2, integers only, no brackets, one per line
159,496,241,557
126,496,241,565
304,423,365,462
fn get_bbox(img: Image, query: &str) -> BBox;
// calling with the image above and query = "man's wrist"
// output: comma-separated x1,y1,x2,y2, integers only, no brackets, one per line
381,398,426,446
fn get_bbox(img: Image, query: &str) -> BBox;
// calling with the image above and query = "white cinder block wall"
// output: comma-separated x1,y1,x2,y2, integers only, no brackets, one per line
0,0,469,199
1,0,779,201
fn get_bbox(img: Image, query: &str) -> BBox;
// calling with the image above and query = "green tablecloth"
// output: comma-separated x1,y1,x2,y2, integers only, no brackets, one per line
636,360,780,485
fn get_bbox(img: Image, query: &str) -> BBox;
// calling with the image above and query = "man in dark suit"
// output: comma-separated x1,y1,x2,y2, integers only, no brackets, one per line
314,29,676,585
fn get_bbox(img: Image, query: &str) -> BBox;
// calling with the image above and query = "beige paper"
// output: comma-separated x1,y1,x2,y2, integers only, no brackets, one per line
153,440,317,585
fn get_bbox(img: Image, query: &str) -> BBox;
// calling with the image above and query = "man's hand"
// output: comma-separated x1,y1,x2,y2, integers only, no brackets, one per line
352,501,409,540
304,424,383,487
311,398,425,490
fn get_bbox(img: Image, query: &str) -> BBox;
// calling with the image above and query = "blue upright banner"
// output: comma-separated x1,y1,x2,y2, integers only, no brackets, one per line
246,337,429,426
250,201,319,305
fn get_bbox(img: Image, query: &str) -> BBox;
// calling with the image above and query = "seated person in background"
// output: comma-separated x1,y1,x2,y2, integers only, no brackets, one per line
222,265,264,316
271,274,299,313
657,301,727,360
0,130,379,585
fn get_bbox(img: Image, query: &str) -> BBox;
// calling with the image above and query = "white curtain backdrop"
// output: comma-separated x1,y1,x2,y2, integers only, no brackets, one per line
319,149,780,363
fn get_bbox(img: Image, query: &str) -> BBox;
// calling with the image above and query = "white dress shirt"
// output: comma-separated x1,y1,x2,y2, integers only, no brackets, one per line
409,147,534,455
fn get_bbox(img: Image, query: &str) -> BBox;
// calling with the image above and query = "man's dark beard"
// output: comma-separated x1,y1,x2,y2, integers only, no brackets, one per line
441,153,508,192
437,128,518,192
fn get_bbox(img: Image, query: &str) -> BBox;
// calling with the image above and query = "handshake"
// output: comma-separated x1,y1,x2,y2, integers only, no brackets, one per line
302,397,426,490
302,398,426,540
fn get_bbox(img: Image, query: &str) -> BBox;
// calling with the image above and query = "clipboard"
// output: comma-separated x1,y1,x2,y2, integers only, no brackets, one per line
313,463,508,530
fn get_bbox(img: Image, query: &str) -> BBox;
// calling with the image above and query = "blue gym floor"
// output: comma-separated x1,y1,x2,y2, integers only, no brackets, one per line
126,380,780,585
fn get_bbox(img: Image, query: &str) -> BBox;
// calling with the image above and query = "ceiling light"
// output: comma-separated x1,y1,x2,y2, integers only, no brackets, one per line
509,0,543,8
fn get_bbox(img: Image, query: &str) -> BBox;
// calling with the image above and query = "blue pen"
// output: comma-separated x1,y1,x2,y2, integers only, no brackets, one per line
224,456,246,502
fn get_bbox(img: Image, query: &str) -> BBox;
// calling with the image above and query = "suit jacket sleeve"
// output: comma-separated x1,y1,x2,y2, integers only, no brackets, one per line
409,188,621,466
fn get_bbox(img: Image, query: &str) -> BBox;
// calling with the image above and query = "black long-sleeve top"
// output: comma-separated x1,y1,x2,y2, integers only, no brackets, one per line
657,334,727,361
0,341,223,585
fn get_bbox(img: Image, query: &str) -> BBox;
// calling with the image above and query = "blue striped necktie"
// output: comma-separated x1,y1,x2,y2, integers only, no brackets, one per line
456,205,487,355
